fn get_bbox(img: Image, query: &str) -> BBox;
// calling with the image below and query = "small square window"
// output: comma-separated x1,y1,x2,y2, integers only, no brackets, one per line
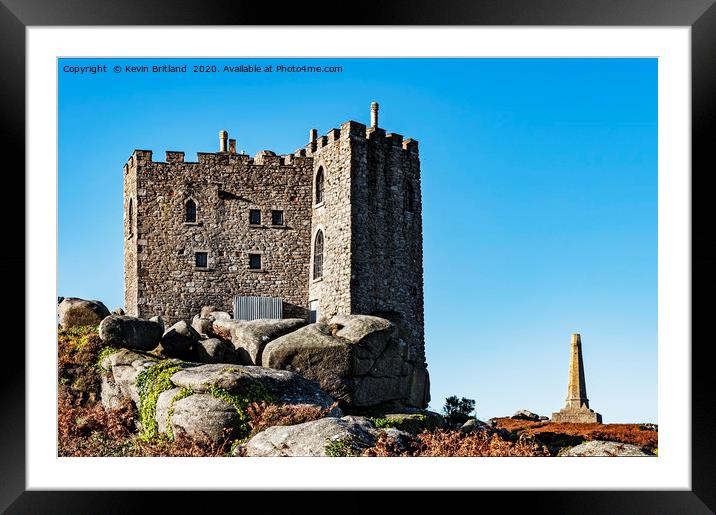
271,210,284,225
195,252,208,268
249,209,261,225
249,253,262,270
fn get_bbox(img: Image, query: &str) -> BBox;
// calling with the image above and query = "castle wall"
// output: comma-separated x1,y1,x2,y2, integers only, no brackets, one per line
307,122,363,320
349,128,427,405
125,149,313,325
123,157,139,315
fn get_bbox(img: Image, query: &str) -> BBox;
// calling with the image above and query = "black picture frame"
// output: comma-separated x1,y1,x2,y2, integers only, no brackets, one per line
2,1,714,512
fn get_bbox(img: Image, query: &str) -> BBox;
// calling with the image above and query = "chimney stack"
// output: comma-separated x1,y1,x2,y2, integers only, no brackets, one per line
219,130,228,153
228,138,236,155
370,101,379,128
309,128,318,152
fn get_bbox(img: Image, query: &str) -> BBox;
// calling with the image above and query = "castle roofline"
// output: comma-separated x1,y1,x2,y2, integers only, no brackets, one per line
304,119,418,156
126,104,418,169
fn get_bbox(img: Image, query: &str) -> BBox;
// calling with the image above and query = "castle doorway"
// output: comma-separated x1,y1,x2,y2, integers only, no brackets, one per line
309,300,319,323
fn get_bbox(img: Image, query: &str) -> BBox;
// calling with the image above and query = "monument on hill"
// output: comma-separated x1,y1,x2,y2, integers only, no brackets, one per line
551,333,603,424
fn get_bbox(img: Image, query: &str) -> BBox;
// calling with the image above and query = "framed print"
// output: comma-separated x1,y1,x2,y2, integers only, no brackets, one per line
3,0,715,512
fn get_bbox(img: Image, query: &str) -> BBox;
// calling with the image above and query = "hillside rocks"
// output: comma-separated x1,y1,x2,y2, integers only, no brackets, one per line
559,440,653,457
58,298,111,329
196,338,237,364
511,410,543,421
241,416,378,457
262,315,422,408
99,315,163,351
231,318,306,365
160,320,201,357
150,316,165,332
99,352,340,443
358,407,444,434
200,306,217,318
211,319,245,341
170,364,338,411
191,315,213,336
81,299,431,445
170,394,243,442
99,349,165,409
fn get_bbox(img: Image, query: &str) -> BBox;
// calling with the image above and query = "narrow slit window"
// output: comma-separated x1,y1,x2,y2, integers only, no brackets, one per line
128,198,133,235
185,199,197,222
195,252,208,268
403,181,414,213
313,230,324,280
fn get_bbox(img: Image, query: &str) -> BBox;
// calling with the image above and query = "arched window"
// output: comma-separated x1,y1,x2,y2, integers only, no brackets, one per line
315,167,324,205
185,199,197,223
313,230,324,280
403,181,414,213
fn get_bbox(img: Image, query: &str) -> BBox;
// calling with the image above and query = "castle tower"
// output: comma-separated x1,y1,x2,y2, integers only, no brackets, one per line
305,102,428,407
552,333,602,423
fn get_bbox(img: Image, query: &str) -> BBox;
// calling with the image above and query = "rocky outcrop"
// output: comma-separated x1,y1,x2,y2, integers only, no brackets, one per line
231,318,306,365
211,319,245,342
170,393,243,442
100,352,340,443
241,416,378,457
359,407,444,434
200,306,217,318
99,349,162,409
161,321,201,358
559,440,654,457
58,298,111,329
170,364,337,411
150,316,165,332
191,315,213,336
262,315,426,408
98,315,163,351
196,338,237,364
511,409,542,421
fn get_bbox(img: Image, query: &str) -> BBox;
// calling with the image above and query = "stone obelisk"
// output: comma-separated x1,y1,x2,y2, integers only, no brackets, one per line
551,333,602,423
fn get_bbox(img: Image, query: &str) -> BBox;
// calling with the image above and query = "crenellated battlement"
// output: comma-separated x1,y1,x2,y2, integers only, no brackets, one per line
302,107,418,158
129,103,417,172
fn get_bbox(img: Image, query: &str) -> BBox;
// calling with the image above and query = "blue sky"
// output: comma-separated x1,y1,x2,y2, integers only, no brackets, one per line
58,58,657,422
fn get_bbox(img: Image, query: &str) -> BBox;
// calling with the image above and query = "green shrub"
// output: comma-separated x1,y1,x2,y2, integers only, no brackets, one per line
207,382,273,440
325,437,360,457
136,361,184,440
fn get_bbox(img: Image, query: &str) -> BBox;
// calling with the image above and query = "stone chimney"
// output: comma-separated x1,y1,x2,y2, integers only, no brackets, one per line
219,130,228,153
228,138,236,155
370,101,379,128
309,128,318,152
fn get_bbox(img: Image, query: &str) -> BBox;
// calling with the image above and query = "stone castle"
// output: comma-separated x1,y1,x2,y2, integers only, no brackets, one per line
123,102,427,397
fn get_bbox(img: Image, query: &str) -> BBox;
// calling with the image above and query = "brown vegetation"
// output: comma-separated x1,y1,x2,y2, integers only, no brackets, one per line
491,418,658,452
245,401,339,437
58,326,105,404
363,429,550,457
57,326,234,457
